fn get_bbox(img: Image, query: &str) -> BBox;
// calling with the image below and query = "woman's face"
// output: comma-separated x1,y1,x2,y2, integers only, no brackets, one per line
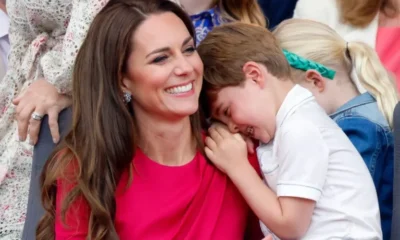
123,12,203,121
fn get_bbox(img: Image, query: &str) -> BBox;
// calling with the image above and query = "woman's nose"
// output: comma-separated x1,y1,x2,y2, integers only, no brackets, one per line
174,55,194,76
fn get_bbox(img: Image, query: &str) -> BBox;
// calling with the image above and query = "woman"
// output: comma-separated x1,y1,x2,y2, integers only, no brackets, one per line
36,0,261,239
293,0,400,89
22,0,266,238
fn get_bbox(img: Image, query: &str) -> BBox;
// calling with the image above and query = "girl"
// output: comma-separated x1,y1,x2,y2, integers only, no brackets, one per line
273,18,396,240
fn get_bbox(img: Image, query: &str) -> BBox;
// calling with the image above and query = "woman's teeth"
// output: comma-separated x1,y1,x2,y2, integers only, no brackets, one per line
165,83,193,94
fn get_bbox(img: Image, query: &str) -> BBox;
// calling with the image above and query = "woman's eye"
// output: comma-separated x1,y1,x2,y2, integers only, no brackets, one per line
152,55,168,64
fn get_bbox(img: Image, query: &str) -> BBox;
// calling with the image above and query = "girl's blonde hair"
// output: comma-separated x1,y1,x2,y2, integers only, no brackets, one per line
273,18,398,127
213,0,266,27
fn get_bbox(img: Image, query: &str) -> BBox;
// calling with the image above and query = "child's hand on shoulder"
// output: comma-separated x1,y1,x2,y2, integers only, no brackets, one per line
205,123,249,175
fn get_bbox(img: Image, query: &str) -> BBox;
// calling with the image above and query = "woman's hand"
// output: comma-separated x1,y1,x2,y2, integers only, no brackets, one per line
205,124,250,175
12,79,71,145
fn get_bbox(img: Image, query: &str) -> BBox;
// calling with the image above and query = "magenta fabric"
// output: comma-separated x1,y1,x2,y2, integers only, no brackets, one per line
55,148,261,239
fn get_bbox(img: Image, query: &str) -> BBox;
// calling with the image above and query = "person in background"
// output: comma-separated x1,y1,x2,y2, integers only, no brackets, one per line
0,0,9,80
197,22,381,239
0,0,108,238
36,0,263,239
273,18,397,240
293,0,400,91
257,0,298,29
179,0,266,43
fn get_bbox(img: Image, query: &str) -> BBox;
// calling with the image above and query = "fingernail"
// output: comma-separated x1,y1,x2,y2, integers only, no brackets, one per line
53,138,58,144
29,139,34,145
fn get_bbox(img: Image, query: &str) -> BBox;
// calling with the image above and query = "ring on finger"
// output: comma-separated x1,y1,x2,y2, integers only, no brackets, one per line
31,112,44,121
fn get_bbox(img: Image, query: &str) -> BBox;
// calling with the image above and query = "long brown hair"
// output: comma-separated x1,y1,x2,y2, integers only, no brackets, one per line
36,0,203,239
338,0,399,27
212,0,266,27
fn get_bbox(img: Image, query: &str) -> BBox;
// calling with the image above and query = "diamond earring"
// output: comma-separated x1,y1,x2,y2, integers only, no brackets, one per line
123,92,132,103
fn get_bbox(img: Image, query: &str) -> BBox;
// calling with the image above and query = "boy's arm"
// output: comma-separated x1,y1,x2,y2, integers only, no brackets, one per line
205,122,328,239
229,164,315,239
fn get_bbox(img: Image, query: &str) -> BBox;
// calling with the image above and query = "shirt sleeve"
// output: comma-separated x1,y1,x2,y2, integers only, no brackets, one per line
55,178,90,240
276,122,329,201
44,0,108,94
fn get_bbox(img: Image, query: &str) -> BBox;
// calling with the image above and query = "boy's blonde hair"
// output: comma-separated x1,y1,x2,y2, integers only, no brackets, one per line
273,18,398,127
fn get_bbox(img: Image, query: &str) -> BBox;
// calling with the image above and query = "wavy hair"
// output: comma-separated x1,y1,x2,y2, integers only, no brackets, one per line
36,0,203,239
273,18,398,127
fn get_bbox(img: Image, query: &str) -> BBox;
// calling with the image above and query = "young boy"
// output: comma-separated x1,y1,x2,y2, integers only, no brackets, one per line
198,22,382,239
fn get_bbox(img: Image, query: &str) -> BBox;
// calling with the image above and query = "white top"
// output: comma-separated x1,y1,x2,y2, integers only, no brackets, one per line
257,85,382,240
0,9,9,80
293,0,378,48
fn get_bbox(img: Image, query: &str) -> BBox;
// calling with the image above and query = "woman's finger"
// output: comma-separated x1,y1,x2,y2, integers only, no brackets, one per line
47,108,61,144
12,90,26,106
28,107,46,145
17,104,36,141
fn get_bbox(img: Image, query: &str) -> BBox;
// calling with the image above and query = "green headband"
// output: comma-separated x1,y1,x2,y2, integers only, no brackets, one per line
283,49,336,80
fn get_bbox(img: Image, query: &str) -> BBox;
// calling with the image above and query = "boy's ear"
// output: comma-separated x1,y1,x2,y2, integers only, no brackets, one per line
242,61,264,88
305,70,326,93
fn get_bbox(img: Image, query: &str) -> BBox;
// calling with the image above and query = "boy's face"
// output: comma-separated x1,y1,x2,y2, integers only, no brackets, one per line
210,78,276,144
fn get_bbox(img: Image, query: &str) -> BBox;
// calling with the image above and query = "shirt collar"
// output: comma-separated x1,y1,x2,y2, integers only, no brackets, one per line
0,10,9,38
275,85,314,127
330,92,375,118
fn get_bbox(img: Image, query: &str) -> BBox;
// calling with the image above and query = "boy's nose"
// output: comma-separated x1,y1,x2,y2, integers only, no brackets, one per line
228,122,239,133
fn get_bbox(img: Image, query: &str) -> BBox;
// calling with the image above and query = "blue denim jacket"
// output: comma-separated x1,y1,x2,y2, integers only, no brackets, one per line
330,93,393,240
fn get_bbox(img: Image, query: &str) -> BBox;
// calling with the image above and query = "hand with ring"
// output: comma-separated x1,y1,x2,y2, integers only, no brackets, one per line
12,79,72,145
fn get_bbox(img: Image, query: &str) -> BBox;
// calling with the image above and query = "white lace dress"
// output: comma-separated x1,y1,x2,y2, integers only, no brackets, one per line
0,1,107,238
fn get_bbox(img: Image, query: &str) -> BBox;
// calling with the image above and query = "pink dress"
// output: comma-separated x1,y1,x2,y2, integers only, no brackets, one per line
376,27,400,90
56,149,263,239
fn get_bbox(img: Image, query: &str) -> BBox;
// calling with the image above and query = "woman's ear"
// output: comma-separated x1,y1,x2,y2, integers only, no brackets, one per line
121,75,133,94
305,70,326,93
242,61,265,88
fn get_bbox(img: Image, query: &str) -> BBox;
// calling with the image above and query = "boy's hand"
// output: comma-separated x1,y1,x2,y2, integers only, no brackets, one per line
205,124,249,175
209,121,255,154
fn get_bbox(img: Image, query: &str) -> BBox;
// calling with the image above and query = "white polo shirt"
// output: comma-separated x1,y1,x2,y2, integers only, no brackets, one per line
257,85,382,240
